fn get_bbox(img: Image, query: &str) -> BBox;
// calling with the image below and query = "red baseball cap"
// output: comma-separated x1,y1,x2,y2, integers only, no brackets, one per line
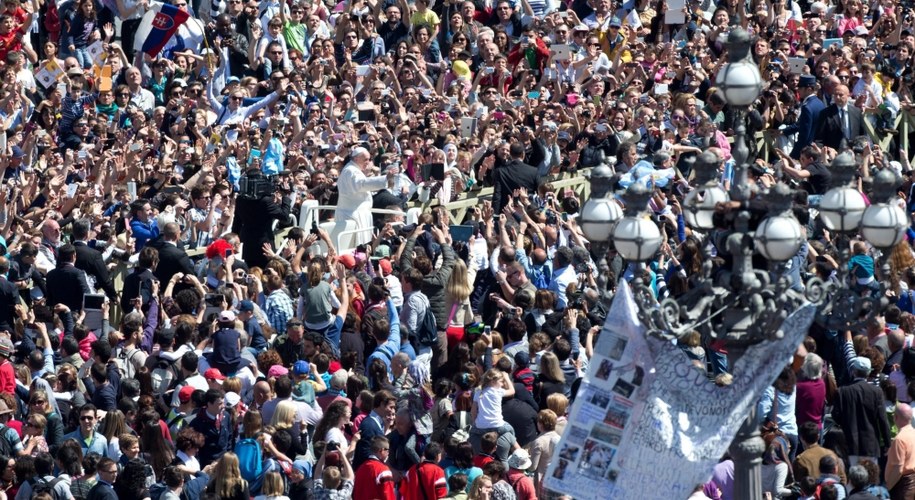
178,385,195,403
204,368,226,381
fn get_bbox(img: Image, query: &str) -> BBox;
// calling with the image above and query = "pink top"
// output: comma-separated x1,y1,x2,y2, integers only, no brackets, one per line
838,17,864,35
795,378,827,428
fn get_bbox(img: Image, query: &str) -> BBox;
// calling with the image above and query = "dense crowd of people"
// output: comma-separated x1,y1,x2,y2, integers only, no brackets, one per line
3,0,915,498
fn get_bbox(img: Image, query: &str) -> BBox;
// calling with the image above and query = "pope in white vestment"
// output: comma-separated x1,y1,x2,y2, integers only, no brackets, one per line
334,147,393,247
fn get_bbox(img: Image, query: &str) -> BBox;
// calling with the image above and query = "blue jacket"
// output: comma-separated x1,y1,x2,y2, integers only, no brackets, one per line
365,299,401,387
189,409,232,467
130,219,159,251
785,94,826,159
353,411,385,469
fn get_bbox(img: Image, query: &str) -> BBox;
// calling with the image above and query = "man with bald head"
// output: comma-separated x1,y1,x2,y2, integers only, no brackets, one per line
252,380,272,412
887,403,915,496
36,219,61,272
815,84,864,150
821,74,841,105
151,222,195,285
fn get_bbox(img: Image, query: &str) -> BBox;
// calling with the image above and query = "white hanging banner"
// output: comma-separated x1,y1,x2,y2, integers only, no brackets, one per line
544,281,816,499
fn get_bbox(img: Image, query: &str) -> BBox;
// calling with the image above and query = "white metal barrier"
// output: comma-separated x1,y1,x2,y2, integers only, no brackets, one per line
298,204,411,255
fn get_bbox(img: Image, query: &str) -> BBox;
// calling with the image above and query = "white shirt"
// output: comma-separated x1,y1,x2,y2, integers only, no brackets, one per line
473,386,506,429
170,373,208,408
550,264,578,309
176,450,200,473
325,427,348,450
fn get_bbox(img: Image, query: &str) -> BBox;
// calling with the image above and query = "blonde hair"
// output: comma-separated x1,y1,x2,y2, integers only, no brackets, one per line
27,413,47,432
223,377,242,395
546,393,569,417
261,472,284,496
210,453,247,499
469,475,493,500
481,369,503,388
537,409,557,431
119,433,139,452
445,259,472,303
307,258,324,287
323,466,342,489
271,400,296,429
539,352,565,383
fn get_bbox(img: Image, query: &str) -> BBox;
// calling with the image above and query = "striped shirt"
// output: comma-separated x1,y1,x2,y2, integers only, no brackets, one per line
265,289,295,334
59,92,97,134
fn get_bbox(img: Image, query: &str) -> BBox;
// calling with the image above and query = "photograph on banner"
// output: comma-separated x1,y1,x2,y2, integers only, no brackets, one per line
544,283,655,499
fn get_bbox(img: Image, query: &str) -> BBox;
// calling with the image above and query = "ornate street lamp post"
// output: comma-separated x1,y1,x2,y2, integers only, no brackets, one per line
580,27,908,500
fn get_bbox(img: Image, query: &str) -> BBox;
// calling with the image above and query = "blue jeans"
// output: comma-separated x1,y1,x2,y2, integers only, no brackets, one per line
708,349,728,376
470,423,516,462
64,47,93,68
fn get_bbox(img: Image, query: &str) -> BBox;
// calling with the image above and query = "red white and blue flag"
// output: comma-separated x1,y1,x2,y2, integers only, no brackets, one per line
134,4,190,57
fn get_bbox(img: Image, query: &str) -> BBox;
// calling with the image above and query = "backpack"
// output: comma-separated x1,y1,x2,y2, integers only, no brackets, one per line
234,437,263,484
31,476,66,500
151,354,181,396
56,399,78,434
416,302,438,348
115,346,142,379
69,477,92,500
0,426,13,457
0,425,16,457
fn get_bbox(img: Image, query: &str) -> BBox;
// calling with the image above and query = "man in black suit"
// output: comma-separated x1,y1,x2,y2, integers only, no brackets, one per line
815,84,864,151
8,243,42,306
71,219,118,303
151,222,194,285
46,244,91,313
492,142,541,214
86,457,119,500
121,247,158,314
0,257,19,333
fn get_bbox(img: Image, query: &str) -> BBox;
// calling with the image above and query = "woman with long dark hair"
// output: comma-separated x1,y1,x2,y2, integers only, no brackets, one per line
141,417,176,481
313,401,356,459
0,455,15,497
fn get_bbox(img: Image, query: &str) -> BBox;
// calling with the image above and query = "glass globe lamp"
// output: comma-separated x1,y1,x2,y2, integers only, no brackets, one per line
754,214,804,261
819,187,866,232
683,185,729,231
579,196,622,243
613,215,662,263
861,203,907,250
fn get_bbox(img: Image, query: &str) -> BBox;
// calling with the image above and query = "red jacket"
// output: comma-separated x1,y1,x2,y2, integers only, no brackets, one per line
507,469,537,500
402,461,447,500
0,360,14,394
507,37,551,75
353,457,395,500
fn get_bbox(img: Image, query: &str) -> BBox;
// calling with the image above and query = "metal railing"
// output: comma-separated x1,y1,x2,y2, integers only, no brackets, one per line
752,109,913,163
406,169,594,224
185,168,595,259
